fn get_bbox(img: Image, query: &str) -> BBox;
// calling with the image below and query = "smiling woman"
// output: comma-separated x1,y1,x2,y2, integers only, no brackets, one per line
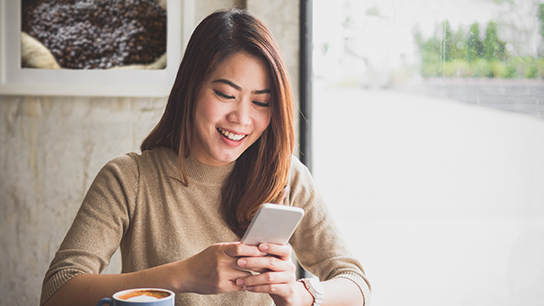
140,10,295,238
40,8,370,306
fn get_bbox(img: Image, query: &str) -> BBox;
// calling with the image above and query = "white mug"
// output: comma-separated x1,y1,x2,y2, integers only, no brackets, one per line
96,288,174,306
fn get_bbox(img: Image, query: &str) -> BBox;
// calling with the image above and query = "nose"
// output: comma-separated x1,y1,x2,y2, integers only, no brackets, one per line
227,100,251,126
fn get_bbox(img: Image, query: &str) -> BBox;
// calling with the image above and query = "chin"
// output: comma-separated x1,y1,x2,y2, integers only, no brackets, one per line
222,155,241,164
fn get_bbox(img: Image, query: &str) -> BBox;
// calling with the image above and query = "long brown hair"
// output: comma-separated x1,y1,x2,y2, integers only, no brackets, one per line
141,9,295,237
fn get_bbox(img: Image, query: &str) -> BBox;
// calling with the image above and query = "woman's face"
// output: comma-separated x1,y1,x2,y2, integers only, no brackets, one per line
191,52,272,167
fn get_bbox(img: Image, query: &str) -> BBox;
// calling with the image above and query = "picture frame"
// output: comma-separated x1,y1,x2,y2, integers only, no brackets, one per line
0,0,195,97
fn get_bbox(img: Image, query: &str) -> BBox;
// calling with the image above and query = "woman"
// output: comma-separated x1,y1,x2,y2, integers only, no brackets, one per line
41,9,370,306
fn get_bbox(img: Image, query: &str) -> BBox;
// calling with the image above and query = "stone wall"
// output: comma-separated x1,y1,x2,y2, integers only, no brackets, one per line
0,1,299,304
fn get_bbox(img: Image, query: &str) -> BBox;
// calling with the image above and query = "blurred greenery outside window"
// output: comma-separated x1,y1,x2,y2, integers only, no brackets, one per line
313,0,544,88
414,4,544,79
414,3,544,79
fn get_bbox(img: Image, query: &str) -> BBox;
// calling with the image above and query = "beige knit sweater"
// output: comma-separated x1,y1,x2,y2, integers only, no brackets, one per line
41,147,370,305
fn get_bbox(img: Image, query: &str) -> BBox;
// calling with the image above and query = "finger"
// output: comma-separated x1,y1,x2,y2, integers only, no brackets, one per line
258,243,292,259
221,242,268,258
237,255,296,274
207,244,262,277
241,282,293,296
236,271,293,287
236,257,269,274
229,270,256,289
235,244,292,274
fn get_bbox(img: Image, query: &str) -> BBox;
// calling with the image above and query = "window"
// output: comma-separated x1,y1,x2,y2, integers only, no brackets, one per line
312,1,544,305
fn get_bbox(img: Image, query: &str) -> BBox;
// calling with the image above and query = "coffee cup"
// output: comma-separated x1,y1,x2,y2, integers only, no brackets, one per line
96,288,174,306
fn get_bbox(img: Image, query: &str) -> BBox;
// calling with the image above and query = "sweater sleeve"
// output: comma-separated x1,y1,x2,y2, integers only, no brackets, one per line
40,154,139,306
286,157,371,305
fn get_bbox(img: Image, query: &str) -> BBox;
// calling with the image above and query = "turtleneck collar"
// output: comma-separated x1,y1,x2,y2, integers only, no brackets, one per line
184,154,235,186
155,147,235,186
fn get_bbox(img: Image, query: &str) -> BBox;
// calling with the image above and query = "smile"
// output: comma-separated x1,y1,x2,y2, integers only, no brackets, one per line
217,128,248,141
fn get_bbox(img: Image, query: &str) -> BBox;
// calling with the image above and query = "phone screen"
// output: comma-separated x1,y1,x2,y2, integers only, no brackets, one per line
241,204,304,246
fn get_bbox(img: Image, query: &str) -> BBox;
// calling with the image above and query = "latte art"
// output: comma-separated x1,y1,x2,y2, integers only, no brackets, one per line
117,289,170,301
127,295,160,302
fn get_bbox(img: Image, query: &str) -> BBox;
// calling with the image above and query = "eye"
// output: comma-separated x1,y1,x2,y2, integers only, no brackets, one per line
253,101,270,107
214,90,235,99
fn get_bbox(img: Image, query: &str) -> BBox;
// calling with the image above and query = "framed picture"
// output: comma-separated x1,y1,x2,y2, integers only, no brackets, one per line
0,0,195,97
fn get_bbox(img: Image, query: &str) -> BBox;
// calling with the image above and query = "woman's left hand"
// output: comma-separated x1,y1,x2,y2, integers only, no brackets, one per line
235,243,314,306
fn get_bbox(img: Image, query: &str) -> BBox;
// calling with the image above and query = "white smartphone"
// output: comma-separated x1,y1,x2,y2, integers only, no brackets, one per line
241,203,305,246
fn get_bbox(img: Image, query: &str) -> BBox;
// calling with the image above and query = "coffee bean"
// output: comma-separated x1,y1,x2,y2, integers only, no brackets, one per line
22,0,166,69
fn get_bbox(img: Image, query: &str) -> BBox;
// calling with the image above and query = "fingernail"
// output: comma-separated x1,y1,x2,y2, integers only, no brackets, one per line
238,259,247,267
237,278,245,285
259,244,269,251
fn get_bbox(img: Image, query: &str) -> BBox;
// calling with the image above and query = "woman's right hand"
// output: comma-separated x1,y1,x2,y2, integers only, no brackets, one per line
42,242,266,306
175,242,267,294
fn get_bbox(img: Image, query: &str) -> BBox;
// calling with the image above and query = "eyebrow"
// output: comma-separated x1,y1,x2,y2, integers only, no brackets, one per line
212,79,271,94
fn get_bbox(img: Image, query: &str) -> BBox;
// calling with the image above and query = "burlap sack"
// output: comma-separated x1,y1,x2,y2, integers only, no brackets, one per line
21,32,61,69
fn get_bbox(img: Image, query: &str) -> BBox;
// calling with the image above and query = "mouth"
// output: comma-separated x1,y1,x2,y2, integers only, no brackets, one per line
217,128,248,141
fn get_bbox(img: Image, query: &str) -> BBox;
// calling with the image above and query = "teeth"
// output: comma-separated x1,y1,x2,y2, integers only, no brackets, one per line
218,128,246,141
